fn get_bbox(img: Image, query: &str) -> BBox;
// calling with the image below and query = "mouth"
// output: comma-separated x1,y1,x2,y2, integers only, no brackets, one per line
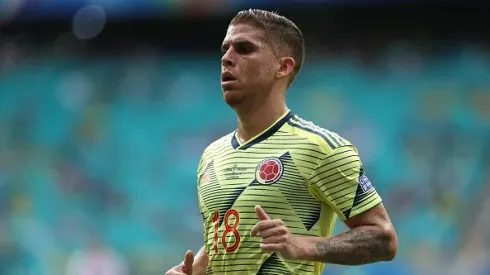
221,72,237,84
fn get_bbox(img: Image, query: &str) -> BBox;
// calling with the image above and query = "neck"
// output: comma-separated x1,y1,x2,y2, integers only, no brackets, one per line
235,95,288,144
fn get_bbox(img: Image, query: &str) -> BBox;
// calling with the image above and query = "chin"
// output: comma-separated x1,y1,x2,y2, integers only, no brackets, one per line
223,89,245,107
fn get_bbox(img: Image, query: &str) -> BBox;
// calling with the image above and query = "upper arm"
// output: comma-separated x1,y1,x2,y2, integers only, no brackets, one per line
343,202,391,229
308,146,382,221
344,202,398,260
308,144,397,257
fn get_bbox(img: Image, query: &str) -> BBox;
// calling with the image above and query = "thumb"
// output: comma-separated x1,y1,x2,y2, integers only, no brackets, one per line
183,250,194,275
255,205,271,221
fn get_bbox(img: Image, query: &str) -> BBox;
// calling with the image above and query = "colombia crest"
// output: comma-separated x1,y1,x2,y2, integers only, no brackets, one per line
255,157,284,185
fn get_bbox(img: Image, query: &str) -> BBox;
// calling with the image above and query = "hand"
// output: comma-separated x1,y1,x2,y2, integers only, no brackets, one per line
250,205,301,260
165,250,194,275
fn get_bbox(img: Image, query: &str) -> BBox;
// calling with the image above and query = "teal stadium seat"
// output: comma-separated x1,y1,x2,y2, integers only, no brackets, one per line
0,51,489,275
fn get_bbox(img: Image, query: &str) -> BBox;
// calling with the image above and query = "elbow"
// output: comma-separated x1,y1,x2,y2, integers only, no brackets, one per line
380,224,398,261
384,239,398,262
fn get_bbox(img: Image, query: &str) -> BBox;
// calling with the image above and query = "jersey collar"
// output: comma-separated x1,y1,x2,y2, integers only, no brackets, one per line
231,110,294,150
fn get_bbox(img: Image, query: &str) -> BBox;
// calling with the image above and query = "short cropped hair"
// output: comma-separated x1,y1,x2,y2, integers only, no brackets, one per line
230,9,305,85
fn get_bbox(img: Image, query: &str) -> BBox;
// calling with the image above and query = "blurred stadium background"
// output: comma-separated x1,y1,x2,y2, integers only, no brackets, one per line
1,0,490,274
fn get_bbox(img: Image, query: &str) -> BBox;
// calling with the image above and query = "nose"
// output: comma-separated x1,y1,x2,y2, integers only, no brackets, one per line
221,49,234,67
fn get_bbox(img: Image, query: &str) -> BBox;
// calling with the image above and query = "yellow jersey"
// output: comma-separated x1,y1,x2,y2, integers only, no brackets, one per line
197,111,382,274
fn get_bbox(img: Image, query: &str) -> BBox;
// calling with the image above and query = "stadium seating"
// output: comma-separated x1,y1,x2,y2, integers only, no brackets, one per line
0,50,489,274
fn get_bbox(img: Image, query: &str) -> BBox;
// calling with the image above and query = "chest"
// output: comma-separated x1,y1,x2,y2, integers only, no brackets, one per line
198,146,323,233
202,148,300,187
198,147,314,207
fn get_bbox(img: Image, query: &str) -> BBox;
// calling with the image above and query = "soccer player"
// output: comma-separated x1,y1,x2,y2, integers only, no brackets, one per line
166,9,398,275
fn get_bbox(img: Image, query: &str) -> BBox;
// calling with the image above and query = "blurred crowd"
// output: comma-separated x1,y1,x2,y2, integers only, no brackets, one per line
0,42,489,275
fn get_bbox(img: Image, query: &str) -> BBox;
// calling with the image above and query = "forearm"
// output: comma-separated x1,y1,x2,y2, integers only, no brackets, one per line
193,246,209,275
295,225,397,265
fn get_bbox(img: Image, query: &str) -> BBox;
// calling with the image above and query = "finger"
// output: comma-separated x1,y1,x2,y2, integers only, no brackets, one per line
260,243,283,253
165,267,187,275
255,205,271,221
183,250,194,275
258,226,288,239
262,235,287,244
250,220,278,237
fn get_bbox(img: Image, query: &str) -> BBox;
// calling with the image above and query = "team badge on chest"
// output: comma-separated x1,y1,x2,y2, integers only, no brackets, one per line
255,157,284,185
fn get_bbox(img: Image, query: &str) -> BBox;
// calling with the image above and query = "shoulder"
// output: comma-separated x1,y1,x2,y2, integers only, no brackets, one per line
197,131,234,172
286,114,354,156
202,131,234,156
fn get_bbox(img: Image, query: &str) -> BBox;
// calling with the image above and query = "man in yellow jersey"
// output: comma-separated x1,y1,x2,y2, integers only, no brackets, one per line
166,9,398,275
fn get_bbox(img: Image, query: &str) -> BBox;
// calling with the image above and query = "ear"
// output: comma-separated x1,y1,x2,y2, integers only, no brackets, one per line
276,57,295,80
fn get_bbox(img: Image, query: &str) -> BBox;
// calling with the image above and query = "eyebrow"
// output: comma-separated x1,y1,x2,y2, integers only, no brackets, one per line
222,38,259,47
223,39,266,55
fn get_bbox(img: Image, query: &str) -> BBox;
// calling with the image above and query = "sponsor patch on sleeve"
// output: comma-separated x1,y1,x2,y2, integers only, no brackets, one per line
358,173,373,193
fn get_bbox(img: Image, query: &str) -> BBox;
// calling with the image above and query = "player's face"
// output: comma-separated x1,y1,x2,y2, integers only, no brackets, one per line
221,23,279,106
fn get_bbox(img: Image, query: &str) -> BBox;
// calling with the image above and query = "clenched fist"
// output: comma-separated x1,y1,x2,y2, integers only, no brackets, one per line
250,205,303,260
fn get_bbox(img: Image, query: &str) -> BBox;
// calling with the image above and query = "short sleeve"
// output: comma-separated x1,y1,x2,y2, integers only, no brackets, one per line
308,146,382,220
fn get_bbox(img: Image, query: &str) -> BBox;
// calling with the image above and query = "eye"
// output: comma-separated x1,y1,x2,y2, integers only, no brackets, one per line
235,42,255,54
221,44,229,55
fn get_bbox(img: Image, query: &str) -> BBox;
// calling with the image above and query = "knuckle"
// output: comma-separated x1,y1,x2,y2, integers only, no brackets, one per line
278,227,288,234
